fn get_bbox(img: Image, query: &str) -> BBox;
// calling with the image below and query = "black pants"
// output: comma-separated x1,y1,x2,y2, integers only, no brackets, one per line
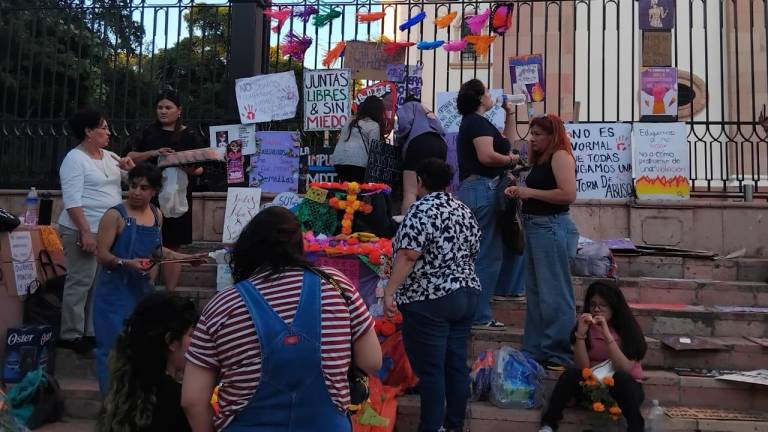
541,367,645,432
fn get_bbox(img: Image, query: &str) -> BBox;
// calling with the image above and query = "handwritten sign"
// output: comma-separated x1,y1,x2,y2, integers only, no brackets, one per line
248,131,300,193
222,187,262,243
235,71,299,124
386,64,423,109
300,140,337,193
640,67,678,118
344,41,406,81
304,69,351,131
509,54,545,102
436,90,506,134
633,122,689,200
354,82,397,135
566,123,633,200
9,231,33,262
209,124,257,155
13,260,36,296
265,192,303,210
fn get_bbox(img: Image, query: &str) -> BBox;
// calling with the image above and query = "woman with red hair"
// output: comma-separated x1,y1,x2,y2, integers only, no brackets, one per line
505,114,579,371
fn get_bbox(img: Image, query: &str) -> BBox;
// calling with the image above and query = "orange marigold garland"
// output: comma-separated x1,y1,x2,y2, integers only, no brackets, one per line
580,368,622,422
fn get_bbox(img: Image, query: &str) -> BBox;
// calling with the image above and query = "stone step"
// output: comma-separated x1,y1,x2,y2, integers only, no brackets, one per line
614,255,768,283
395,396,768,432
58,377,101,420
54,348,98,380
491,302,768,338
36,419,95,432
470,328,768,372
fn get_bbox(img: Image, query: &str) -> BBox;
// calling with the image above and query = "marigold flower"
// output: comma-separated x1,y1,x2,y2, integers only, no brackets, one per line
609,405,622,415
603,376,615,386
592,402,605,412
582,368,593,379
611,414,621,421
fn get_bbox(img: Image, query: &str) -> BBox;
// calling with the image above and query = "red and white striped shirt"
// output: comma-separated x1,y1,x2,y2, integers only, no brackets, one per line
185,267,374,431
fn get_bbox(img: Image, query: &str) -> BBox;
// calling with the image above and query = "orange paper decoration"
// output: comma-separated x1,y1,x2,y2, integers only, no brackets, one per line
357,11,387,23
464,34,496,57
322,41,346,68
434,11,458,28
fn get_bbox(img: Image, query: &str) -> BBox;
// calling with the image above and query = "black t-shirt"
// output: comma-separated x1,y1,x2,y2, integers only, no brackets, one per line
457,113,511,181
133,125,203,165
144,374,192,432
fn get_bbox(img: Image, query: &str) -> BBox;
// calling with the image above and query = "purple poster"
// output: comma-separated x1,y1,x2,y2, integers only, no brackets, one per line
639,0,675,30
445,133,460,193
249,131,301,193
386,64,423,110
508,54,545,103
640,67,677,117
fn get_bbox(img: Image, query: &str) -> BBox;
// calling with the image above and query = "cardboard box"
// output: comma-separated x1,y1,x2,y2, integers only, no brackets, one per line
0,227,65,296
2,325,54,383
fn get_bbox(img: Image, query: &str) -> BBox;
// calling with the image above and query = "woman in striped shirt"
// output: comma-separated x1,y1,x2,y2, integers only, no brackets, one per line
181,207,381,431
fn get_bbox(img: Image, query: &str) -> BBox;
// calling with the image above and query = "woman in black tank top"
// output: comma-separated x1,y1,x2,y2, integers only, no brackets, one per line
504,114,580,374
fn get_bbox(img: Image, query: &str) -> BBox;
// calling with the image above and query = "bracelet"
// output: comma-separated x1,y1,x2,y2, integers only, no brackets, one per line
606,338,616,345
575,334,587,340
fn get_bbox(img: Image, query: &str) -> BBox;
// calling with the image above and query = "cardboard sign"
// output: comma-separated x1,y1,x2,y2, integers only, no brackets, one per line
640,0,675,30
235,71,299,124
354,82,397,135
304,69,352,131
209,124,258,155
716,369,768,387
633,122,689,200
222,188,262,243
12,260,36,296
566,123,633,200
640,67,678,118
344,41,406,80
436,90,506,134
248,132,301,193
509,54,545,102
642,31,672,67
9,232,33,262
386,64,423,109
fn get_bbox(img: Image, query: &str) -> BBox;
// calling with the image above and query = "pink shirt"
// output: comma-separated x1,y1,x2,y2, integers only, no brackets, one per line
587,326,644,381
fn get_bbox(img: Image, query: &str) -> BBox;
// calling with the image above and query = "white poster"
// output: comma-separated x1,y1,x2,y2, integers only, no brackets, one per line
566,123,633,200
13,260,36,296
435,89,506,134
235,71,299,124
9,231,33,262
209,124,258,155
303,69,351,131
216,264,233,291
633,122,689,200
222,187,262,244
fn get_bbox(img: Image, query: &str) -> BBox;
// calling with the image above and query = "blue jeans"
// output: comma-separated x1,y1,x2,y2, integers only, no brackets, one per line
400,287,479,432
521,212,579,366
458,176,524,323
495,248,525,296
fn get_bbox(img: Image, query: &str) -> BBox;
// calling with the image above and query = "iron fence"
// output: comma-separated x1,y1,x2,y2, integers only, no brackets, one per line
1,0,766,197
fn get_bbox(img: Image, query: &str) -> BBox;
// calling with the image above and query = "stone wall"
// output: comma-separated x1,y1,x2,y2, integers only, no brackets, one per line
1,190,765,256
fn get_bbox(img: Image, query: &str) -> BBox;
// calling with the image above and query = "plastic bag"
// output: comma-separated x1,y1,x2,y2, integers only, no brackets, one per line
489,346,544,409
159,167,189,218
469,349,495,401
572,241,617,278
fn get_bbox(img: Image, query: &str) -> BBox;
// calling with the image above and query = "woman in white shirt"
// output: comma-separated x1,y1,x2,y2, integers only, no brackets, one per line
331,95,384,182
58,108,134,354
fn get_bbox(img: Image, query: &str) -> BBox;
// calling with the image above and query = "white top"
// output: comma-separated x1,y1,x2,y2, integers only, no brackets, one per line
57,147,123,233
331,118,380,168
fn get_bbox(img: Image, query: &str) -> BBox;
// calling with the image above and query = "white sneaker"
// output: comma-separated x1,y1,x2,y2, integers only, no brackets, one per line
538,426,554,432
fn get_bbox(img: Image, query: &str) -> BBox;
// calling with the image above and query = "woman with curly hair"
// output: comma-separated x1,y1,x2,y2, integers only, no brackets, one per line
97,292,198,432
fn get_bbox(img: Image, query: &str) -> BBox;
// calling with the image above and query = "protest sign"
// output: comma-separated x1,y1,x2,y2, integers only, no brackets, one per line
304,69,351,131
225,141,245,184
299,140,337,193
344,41,406,80
633,122,689,200
354,82,397,135
209,124,258,155
640,67,678,119
566,123,633,200
639,0,675,30
235,71,299,124
436,90,506,134
445,132,460,193
386,64,423,109
222,187,262,243
509,54,545,102
248,131,300,193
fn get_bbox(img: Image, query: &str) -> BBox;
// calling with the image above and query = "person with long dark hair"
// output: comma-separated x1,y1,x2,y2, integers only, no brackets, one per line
505,114,579,370
93,163,205,393
331,95,385,182
58,109,135,354
384,159,480,432
456,79,524,331
181,207,381,431
539,282,647,432
98,293,198,432
127,90,204,292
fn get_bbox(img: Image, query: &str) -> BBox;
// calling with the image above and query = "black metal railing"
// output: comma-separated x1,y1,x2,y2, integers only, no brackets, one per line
1,0,766,196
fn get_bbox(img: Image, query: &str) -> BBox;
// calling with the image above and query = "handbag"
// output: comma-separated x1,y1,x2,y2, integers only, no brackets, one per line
497,171,525,254
24,250,66,338
590,359,615,385
306,266,370,408
7,368,63,429
0,208,21,232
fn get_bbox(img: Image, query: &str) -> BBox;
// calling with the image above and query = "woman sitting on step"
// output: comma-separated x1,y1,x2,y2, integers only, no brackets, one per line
539,282,647,432
98,292,198,432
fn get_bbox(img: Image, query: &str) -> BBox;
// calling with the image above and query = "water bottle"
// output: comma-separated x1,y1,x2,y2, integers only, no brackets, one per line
646,399,665,431
23,187,39,225
496,93,527,107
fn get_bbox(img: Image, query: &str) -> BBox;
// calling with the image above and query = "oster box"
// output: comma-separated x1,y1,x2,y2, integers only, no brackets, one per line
2,325,54,383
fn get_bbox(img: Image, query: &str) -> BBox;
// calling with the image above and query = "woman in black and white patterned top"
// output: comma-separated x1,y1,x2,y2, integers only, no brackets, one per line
384,158,480,432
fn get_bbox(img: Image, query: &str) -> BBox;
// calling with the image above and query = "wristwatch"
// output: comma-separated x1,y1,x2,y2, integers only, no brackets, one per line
115,258,124,268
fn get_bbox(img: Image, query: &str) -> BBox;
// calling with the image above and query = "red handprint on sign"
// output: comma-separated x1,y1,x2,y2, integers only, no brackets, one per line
241,104,256,121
